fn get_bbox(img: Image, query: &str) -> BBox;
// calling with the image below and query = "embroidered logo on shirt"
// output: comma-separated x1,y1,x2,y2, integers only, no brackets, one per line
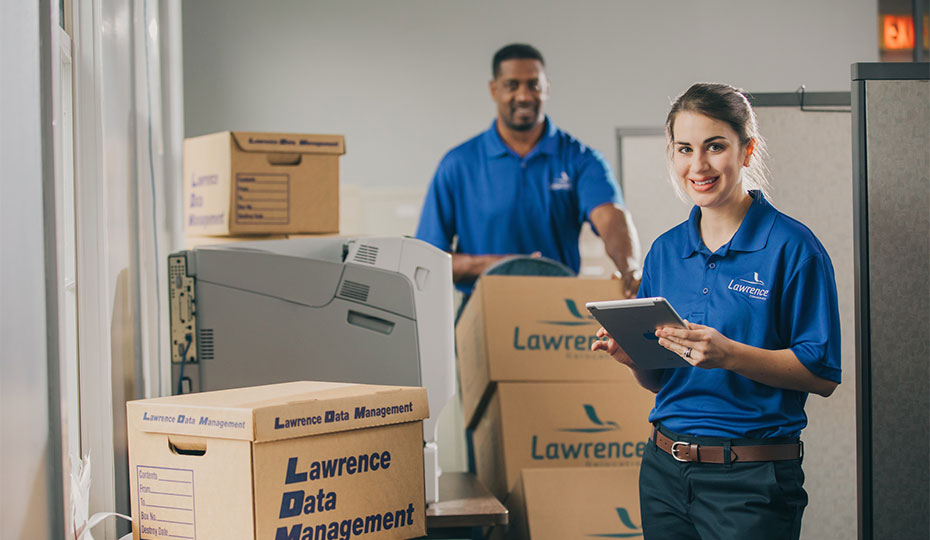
727,272,770,300
550,171,572,191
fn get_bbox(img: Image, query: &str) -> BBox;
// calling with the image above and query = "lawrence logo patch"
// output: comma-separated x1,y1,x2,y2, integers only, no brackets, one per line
550,171,572,191
727,272,770,301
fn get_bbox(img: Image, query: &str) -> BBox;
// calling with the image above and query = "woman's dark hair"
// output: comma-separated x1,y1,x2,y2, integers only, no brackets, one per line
492,44,545,78
665,82,771,200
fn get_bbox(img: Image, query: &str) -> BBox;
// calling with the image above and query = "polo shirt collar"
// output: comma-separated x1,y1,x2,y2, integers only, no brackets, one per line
483,115,558,158
534,116,559,155
681,190,777,258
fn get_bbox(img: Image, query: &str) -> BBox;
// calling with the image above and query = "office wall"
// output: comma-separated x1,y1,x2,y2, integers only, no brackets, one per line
183,0,877,199
756,106,856,540
1,1,61,539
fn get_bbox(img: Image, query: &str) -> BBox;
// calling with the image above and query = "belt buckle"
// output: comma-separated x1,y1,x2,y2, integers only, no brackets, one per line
670,441,693,462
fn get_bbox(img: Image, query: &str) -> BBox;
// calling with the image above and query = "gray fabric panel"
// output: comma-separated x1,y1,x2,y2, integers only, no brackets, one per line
755,107,856,540
865,79,930,540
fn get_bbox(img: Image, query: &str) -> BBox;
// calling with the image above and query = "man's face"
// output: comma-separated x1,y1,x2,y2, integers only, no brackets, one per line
489,59,549,132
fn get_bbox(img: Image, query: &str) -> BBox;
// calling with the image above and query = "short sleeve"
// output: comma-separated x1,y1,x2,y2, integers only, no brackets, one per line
781,253,842,383
636,250,654,299
576,149,624,224
415,157,457,252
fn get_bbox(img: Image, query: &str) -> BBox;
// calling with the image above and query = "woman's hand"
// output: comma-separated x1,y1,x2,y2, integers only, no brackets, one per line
657,321,839,396
591,326,635,367
656,320,735,370
591,326,664,393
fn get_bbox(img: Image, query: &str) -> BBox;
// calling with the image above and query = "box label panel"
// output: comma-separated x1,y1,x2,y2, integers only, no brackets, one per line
235,172,289,224
254,422,426,539
136,465,196,540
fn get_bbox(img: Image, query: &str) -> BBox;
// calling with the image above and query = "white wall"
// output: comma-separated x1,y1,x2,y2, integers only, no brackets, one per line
183,0,877,199
1,1,62,538
69,1,181,535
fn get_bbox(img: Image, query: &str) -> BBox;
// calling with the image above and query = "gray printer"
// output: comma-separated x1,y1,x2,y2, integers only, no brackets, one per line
168,236,455,503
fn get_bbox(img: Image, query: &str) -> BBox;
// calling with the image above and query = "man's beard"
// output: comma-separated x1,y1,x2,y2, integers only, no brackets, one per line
503,109,539,132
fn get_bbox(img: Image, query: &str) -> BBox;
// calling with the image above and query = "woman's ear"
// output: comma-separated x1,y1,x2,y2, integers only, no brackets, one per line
743,139,755,167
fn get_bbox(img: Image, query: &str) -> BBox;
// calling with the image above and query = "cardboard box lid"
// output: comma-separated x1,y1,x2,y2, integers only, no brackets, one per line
230,131,345,155
127,381,427,443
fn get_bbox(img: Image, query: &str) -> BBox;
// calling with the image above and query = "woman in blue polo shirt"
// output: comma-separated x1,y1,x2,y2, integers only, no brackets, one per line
592,82,841,540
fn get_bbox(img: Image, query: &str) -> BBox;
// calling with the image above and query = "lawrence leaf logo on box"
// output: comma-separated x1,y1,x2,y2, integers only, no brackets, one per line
531,404,646,463
558,404,619,433
587,507,643,538
514,299,602,352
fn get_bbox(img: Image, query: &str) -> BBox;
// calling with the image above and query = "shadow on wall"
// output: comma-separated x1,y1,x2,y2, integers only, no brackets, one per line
111,268,138,538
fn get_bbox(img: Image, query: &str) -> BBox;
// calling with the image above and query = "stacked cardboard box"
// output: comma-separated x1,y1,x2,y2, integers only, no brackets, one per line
126,381,428,540
183,130,345,239
457,276,654,538
503,467,644,540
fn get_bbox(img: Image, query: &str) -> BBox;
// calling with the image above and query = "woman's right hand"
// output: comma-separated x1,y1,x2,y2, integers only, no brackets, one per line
591,326,665,393
591,326,636,367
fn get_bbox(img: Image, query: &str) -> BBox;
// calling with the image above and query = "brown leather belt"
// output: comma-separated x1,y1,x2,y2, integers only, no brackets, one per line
654,428,802,464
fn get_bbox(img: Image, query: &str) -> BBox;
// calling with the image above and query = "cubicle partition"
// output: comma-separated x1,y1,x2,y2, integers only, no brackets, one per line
852,62,930,540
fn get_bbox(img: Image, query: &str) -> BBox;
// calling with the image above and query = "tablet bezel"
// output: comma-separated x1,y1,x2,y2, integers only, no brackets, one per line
586,297,690,370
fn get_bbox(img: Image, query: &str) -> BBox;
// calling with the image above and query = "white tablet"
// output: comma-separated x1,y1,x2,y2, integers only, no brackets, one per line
586,297,690,370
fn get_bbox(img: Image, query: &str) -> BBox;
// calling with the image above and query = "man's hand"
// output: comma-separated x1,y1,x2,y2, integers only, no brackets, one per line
613,271,641,300
589,203,642,298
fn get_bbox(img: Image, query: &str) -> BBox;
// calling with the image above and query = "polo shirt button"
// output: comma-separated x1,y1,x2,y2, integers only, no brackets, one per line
708,262,716,269
702,287,709,294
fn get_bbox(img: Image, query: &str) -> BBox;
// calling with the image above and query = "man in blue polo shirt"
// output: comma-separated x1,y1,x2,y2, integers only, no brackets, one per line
415,43,640,298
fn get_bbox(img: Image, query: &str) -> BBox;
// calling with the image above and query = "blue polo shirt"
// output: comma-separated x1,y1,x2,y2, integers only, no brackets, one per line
415,117,623,294
638,191,841,439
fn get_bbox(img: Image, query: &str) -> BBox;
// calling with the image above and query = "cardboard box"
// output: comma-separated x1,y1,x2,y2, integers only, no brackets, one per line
472,381,654,499
184,234,341,250
184,131,344,236
183,234,288,250
456,276,629,427
503,467,642,540
127,381,428,540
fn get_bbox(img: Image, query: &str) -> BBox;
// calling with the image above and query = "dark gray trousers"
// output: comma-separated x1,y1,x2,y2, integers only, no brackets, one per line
639,426,807,540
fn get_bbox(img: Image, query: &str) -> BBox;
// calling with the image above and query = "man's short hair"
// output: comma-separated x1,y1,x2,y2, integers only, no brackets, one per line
492,43,545,78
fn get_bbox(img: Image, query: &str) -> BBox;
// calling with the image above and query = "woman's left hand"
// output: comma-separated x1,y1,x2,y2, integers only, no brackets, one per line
656,320,734,370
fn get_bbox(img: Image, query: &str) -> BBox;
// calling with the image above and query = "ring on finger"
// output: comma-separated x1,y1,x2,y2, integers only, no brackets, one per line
684,346,692,359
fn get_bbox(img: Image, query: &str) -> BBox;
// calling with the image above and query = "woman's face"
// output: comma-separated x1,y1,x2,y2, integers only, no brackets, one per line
670,111,751,212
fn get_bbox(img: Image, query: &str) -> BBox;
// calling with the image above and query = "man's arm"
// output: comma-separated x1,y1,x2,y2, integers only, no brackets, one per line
589,203,642,297
451,251,543,283
451,253,506,283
